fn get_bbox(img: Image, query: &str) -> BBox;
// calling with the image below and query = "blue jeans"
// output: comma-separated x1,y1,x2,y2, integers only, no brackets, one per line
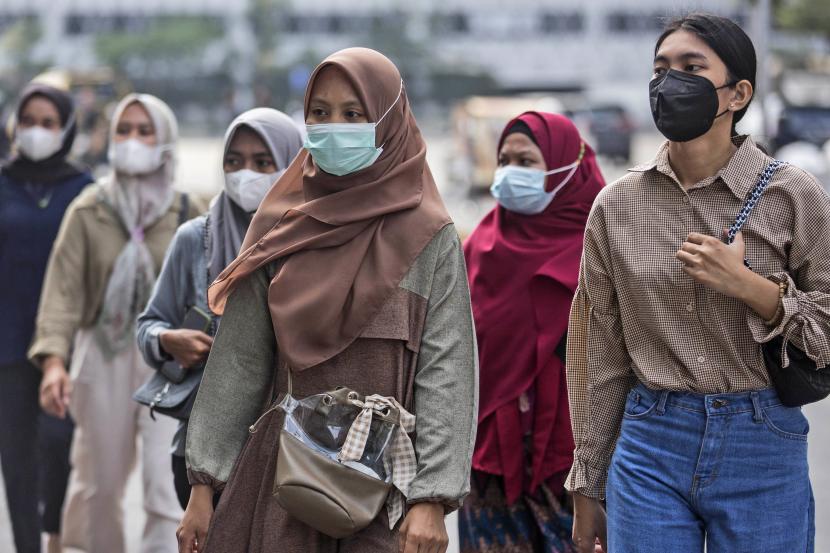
607,382,814,553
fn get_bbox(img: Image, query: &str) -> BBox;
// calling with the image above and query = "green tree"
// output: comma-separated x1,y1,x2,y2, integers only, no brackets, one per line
0,17,46,78
95,17,223,70
776,0,830,38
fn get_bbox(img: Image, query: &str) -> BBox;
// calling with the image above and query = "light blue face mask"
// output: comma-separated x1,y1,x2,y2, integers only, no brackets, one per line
490,143,585,215
304,80,403,177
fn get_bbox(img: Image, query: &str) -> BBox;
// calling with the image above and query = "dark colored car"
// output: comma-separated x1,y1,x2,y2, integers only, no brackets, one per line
586,104,634,163
775,106,830,152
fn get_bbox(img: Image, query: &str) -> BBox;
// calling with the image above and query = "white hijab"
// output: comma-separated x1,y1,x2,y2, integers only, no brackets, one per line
95,93,178,357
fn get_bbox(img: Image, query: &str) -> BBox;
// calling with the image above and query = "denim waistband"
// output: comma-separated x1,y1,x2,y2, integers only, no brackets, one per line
632,381,786,417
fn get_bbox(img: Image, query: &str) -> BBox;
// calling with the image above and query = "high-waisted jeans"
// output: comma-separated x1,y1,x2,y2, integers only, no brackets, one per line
607,382,814,553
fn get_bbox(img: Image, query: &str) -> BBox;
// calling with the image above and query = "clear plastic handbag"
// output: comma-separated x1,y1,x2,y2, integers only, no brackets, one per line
279,389,397,482
261,375,415,539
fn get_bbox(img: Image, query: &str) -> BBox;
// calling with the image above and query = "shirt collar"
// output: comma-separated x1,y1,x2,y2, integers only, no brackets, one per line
628,135,772,200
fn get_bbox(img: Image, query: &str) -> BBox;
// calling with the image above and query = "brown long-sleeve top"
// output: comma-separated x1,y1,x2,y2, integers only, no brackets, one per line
566,136,830,499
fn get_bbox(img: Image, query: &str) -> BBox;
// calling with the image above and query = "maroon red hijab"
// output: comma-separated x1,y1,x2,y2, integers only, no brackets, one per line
464,111,605,503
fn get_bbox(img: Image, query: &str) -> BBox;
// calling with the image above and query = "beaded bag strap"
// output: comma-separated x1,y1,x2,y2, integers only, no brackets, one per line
725,159,786,270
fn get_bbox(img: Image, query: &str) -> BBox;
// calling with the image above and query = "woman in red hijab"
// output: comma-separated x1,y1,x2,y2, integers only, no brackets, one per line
460,112,605,552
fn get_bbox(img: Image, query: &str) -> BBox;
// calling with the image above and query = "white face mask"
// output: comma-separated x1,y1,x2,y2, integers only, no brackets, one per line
15,126,65,162
111,139,168,176
224,168,282,212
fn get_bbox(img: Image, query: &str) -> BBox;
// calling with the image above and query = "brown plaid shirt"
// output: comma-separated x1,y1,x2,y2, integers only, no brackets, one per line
566,136,830,499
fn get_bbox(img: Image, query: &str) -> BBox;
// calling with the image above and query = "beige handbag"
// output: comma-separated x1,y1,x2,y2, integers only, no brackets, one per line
262,370,416,538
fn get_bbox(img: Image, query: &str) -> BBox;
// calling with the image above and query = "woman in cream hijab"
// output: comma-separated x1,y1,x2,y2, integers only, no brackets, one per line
31,94,200,553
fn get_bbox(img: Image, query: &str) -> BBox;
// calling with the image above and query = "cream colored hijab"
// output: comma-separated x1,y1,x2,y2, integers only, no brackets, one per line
95,93,178,356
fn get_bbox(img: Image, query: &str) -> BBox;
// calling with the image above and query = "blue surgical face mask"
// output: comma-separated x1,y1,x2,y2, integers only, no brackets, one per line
490,143,584,215
304,80,403,177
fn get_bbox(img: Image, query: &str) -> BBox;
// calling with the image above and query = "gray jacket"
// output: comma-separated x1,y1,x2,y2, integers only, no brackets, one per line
136,214,215,456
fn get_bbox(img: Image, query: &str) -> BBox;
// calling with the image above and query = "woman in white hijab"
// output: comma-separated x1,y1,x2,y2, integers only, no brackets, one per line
30,93,201,553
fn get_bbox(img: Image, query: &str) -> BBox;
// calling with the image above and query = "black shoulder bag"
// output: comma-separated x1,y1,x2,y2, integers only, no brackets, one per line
727,159,830,407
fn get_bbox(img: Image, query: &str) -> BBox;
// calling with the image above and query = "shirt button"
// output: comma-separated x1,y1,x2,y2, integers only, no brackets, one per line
682,196,690,204
686,303,694,312
697,356,706,363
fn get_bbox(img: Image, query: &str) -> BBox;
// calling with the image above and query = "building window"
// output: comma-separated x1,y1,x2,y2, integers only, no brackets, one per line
431,12,469,35
606,11,666,33
540,12,585,33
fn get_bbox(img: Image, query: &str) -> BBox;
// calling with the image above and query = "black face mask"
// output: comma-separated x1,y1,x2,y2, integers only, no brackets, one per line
649,69,734,142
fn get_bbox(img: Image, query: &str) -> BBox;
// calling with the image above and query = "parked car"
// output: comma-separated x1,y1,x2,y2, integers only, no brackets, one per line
774,105,830,152
572,104,634,163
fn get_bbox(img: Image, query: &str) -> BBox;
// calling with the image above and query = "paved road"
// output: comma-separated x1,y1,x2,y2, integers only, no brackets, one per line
2,132,828,552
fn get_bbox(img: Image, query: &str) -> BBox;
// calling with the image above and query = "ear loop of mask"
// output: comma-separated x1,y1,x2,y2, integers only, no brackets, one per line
544,141,585,198
713,81,738,119
373,79,404,129
369,79,404,155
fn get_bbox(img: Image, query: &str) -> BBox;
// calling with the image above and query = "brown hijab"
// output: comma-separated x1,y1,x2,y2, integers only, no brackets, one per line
208,47,451,371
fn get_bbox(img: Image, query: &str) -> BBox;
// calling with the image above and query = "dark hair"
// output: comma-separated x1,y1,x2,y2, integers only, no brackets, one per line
655,13,756,136
505,120,538,147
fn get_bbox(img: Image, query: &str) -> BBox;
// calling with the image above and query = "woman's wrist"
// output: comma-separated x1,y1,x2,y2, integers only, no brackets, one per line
735,269,780,320
159,329,173,352
189,484,214,504
41,354,66,374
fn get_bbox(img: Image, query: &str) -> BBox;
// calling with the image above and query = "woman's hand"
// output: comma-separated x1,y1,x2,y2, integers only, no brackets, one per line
676,231,780,320
572,493,607,553
399,502,449,553
675,231,749,298
39,356,71,419
177,484,214,553
160,329,213,369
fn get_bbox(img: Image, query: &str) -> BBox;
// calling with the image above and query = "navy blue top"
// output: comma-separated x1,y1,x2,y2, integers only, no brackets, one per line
0,171,93,366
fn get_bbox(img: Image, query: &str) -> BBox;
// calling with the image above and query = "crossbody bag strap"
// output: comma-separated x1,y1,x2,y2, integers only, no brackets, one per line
178,192,190,226
726,159,786,270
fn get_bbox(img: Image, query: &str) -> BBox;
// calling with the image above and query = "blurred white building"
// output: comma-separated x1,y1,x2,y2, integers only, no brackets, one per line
0,0,750,121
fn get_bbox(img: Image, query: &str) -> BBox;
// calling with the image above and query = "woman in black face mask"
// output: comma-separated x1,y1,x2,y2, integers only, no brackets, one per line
566,13,830,553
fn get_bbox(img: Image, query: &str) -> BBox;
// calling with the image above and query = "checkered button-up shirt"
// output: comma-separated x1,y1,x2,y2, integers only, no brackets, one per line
566,136,830,499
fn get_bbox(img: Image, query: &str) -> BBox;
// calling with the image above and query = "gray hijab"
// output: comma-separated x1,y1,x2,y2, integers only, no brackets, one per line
207,108,304,285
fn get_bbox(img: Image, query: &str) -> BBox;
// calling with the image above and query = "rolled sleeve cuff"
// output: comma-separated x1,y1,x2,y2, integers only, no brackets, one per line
565,457,608,500
149,325,173,364
186,468,226,492
407,496,462,514
27,335,72,367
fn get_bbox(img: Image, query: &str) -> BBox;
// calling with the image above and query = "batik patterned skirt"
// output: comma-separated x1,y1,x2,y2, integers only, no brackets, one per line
459,472,577,553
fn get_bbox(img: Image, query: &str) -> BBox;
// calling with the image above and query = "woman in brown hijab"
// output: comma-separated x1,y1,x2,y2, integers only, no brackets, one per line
178,48,478,553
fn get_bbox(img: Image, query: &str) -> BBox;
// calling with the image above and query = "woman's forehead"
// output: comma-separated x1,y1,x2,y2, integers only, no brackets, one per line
309,65,360,101
656,29,716,61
